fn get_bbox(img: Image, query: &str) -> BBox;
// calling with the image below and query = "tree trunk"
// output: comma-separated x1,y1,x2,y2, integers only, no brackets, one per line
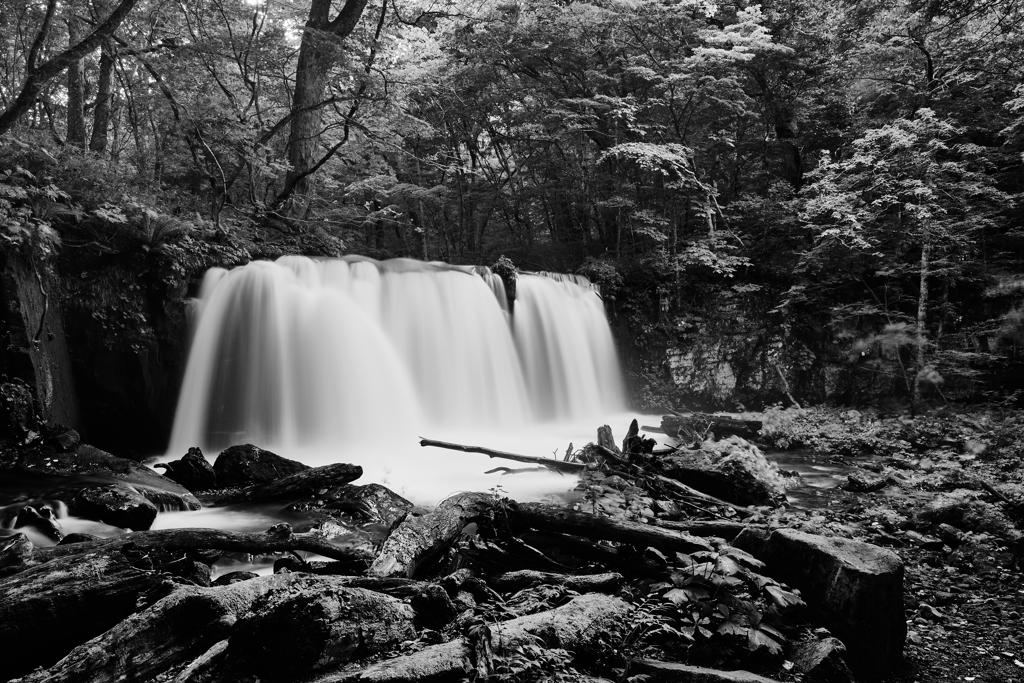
66,15,87,147
912,239,931,412
280,0,370,218
89,41,114,152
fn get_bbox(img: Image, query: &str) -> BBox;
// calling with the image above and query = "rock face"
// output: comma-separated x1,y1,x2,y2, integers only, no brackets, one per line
225,577,417,681
660,437,788,507
213,444,310,488
156,447,216,492
71,484,159,531
756,529,905,681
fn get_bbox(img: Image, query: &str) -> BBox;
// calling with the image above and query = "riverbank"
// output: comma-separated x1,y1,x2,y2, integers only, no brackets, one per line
0,406,1022,682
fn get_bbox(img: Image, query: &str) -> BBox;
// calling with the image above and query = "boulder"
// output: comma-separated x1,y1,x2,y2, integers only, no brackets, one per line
789,637,855,683
660,437,787,507
71,484,158,531
284,482,413,527
224,577,417,681
0,443,201,512
155,447,216,492
13,504,63,543
213,571,260,586
213,444,310,488
755,529,904,681
214,463,364,506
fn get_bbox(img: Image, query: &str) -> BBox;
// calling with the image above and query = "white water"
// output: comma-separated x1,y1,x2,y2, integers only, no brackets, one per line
166,255,637,506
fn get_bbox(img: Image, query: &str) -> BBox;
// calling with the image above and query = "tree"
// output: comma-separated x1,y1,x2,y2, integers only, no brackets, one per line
800,109,1011,408
0,0,141,137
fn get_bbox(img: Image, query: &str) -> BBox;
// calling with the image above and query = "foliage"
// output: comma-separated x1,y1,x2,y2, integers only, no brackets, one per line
626,544,804,664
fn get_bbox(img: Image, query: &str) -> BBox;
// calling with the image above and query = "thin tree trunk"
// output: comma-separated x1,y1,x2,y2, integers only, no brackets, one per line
66,15,87,147
89,42,114,152
912,239,931,413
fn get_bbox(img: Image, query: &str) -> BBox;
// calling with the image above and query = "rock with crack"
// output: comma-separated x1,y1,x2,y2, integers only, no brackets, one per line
754,529,905,681
789,636,855,683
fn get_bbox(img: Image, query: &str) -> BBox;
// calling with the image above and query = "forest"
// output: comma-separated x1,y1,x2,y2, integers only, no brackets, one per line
1,0,1023,430
2,1,1024,681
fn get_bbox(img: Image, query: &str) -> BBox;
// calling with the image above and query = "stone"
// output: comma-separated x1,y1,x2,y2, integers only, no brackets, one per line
42,426,80,452
13,505,62,543
214,462,364,506
660,436,787,507
284,482,413,527
213,571,260,586
213,444,310,488
731,526,771,557
225,577,417,681
155,447,216,492
843,473,888,493
790,637,855,682
627,659,781,682
755,529,905,681
71,484,159,531
58,532,100,545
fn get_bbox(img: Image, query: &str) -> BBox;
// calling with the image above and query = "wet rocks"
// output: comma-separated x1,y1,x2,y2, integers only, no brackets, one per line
71,484,158,531
213,444,310,488
155,447,216,492
214,462,364,506
284,482,413,527
225,578,417,681
753,529,905,681
660,436,788,507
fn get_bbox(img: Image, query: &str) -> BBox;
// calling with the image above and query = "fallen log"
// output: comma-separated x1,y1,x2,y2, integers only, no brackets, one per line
0,547,171,681
491,570,623,593
627,658,781,682
521,530,668,576
307,592,632,683
10,574,301,683
369,492,495,578
661,414,763,442
419,438,586,474
510,502,714,554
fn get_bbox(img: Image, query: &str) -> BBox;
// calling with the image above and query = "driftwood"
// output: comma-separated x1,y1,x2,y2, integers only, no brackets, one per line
370,492,495,578
510,502,714,555
491,570,623,593
627,658,781,682
661,414,763,442
651,519,767,540
309,593,632,683
419,438,586,474
521,530,668,576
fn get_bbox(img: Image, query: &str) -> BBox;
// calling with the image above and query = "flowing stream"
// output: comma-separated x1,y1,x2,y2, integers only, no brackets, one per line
159,255,635,512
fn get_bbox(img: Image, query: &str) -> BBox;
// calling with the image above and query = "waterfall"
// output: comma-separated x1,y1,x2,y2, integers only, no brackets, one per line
167,255,628,503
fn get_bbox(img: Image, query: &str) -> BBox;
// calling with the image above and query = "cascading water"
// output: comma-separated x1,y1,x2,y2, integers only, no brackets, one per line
166,255,630,505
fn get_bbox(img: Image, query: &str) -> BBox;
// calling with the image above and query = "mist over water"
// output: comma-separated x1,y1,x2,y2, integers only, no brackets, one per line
167,255,634,505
